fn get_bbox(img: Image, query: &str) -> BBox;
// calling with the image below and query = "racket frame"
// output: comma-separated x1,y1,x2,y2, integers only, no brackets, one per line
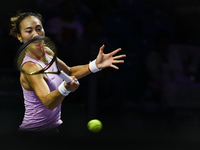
15,36,72,83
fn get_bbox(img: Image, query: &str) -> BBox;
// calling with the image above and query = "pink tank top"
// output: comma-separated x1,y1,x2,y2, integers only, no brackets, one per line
19,53,63,131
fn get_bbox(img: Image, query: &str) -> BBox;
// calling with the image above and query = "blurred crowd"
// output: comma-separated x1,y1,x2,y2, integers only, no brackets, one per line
1,0,200,113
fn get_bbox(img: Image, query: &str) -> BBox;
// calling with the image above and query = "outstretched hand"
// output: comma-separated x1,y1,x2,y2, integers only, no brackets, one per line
96,45,126,70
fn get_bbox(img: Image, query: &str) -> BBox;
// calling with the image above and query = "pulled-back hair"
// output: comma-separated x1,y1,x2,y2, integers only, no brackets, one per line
10,12,43,38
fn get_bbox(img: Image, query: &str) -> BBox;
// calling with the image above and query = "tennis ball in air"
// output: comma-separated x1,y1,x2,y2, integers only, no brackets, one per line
87,119,102,133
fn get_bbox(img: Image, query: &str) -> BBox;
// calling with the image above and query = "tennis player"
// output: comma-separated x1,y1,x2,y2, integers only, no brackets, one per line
10,12,126,133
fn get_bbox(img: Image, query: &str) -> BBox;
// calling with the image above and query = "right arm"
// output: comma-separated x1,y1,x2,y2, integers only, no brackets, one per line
22,62,79,110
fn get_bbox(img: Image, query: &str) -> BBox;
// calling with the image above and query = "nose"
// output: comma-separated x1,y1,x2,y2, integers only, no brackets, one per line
32,30,39,38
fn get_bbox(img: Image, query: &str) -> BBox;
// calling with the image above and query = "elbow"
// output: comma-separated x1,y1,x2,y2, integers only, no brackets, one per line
41,94,62,110
41,96,58,110
46,106,55,110
44,103,56,110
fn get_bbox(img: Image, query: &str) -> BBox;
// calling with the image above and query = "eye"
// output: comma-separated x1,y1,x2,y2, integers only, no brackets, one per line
37,27,42,31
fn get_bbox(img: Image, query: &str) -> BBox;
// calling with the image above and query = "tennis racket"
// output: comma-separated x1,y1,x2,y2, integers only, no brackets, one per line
15,36,72,83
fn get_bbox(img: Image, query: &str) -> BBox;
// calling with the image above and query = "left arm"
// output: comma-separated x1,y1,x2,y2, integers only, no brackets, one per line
57,58,90,79
57,45,126,79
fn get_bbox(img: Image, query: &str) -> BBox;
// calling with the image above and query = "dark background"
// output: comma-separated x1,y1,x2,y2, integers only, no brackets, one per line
1,0,200,149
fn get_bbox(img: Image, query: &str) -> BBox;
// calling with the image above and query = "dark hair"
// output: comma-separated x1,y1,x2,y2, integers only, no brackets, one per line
10,12,43,38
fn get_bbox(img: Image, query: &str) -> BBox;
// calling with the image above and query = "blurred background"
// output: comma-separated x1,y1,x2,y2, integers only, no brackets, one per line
1,0,200,149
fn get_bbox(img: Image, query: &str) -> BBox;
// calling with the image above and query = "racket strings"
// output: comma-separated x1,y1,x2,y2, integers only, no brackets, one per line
17,49,26,70
16,36,57,75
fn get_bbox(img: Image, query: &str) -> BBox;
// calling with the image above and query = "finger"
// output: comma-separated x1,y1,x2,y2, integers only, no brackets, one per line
110,64,119,70
99,44,105,53
113,54,126,60
68,81,80,91
75,78,80,84
71,78,79,84
110,48,122,56
70,76,76,80
112,60,124,63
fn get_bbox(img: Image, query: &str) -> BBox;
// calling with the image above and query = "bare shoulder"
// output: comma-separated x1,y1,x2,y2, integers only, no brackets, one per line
21,61,42,74
20,61,45,90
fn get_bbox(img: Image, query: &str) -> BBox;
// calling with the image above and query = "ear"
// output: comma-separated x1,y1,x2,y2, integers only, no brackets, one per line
17,33,22,42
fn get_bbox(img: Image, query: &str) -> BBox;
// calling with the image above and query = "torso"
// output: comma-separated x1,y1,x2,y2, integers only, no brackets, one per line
19,53,63,131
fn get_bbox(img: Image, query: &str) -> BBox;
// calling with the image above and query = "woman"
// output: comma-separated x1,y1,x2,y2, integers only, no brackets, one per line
10,12,126,132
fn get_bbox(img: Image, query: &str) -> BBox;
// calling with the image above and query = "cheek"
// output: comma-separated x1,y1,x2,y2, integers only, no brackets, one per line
40,30,45,36
21,34,32,43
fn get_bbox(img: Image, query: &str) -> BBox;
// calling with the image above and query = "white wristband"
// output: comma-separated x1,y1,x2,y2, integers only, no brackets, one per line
58,81,71,96
89,59,102,73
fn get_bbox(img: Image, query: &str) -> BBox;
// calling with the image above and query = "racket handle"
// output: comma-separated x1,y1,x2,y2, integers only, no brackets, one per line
59,70,72,83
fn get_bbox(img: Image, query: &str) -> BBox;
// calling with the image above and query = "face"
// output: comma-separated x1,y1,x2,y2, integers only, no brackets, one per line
17,16,45,43
29,39,46,60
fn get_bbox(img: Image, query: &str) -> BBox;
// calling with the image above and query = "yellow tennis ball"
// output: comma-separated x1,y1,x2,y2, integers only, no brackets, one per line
87,119,102,133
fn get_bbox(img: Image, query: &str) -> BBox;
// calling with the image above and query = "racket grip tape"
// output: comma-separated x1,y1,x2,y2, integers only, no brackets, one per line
59,70,72,83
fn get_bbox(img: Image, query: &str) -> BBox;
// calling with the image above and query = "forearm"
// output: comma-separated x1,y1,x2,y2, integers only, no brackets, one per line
70,64,91,79
58,58,91,79
70,59,102,79
42,90,65,110
58,58,101,79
